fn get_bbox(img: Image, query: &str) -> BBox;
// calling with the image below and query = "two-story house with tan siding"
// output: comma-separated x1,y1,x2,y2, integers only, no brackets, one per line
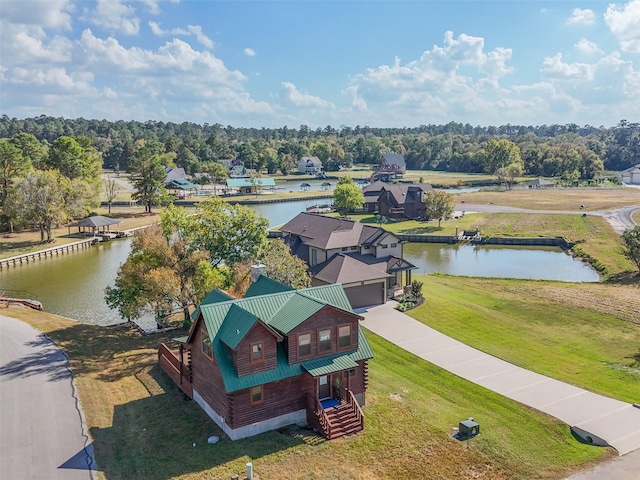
158,274,373,441
279,213,416,308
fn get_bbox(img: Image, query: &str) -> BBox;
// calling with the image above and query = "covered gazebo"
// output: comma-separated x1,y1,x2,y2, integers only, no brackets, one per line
68,215,122,238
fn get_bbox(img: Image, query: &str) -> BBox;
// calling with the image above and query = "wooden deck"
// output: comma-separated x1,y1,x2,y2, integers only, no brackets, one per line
158,343,193,398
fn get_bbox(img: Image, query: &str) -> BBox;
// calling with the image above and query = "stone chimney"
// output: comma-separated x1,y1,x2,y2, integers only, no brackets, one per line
250,260,267,283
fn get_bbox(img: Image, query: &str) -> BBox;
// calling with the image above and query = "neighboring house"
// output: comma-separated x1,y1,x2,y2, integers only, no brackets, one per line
220,159,247,178
279,213,416,308
225,177,277,194
164,166,187,184
362,181,433,220
158,273,373,441
373,154,406,176
298,156,324,175
619,164,640,185
524,178,555,189
166,178,198,198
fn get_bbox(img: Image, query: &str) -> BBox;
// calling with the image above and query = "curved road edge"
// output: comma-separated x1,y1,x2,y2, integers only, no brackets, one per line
0,314,97,480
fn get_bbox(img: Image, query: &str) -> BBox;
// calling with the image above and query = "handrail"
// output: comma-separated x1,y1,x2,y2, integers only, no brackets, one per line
305,394,332,438
346,389,364,430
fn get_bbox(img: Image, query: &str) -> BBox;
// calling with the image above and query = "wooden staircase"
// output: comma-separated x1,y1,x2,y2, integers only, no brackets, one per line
306,389,364,440
323,401,363,439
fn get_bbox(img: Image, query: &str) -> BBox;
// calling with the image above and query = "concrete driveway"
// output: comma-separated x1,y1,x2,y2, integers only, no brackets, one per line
359,302,640,456
0,315,96,479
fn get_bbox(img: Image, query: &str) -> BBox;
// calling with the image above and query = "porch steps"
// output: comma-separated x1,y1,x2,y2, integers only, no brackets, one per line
324,402,363,439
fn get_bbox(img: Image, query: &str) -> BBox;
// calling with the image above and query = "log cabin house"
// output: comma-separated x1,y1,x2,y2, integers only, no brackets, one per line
158,273,373,441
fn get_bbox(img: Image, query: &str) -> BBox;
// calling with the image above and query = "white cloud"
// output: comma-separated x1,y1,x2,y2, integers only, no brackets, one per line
574,38,603,55
148,22,213,49
566,8,596,26
0,0,74,30
0,21,74,64
604,0,640,53
279,82,334,108
244,48,256,57
148,21,188,36
187,25,214,49
542,53,596,80
87,0,140,35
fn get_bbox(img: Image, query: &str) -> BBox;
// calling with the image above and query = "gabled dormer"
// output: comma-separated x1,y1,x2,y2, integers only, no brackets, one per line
217,304,283,377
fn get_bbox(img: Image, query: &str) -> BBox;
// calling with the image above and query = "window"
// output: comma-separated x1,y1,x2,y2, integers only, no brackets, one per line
341,247,348,252
311,249,317,266
349,368,356,377
391,243,397,248
363,246,370,250
381,244,388,249
319,329,331,352
251,342,263,362
298,333,312,357
338,325,351,348
201,330,213,359
250,385,263,404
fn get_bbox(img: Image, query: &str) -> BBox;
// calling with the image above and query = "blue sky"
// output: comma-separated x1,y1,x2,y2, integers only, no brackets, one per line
1,0,639,128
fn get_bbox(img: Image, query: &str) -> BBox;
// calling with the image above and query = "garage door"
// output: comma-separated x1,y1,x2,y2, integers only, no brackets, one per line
345,282,385,309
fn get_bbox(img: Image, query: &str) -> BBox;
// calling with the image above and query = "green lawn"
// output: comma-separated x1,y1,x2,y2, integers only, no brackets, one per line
6,306,609,480
408,275,640,404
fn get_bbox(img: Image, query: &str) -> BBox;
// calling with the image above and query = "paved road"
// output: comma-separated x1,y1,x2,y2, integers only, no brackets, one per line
0,315,96,479
359,303,640,457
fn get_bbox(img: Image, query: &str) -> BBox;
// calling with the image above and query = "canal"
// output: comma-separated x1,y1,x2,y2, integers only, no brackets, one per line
0,199,598,328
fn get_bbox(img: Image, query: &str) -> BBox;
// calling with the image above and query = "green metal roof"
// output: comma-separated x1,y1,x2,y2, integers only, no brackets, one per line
269,294,325,334
225,177,276,188
217,304,259,349
302,355,358,377
244,275,294,298
195,281,374,393
191,289,233,319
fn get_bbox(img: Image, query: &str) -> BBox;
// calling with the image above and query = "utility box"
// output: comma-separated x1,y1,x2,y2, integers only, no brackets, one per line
459,418,480,439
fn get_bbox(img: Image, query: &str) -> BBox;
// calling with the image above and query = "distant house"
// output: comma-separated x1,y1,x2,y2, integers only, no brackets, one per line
166,178,198,198
158,273,373,440
164,166,187,184
362,181,433,220
225,177,277,194
619,164,640,185
279,213,416,308
524,178,555,189
373,154,406,176
220,159,247,178
298,157,324,175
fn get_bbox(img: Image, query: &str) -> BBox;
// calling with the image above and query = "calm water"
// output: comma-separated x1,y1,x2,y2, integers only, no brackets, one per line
1,200,598,327
403,243,600,282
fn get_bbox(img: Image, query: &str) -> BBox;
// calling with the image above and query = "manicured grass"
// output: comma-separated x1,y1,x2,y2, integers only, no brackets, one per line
408,275,640,403
457,187,640,211
3,306,610,480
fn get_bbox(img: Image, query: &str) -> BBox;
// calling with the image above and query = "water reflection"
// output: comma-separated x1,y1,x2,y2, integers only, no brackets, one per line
403,243,599,282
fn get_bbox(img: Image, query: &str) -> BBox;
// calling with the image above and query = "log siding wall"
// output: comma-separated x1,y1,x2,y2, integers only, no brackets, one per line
234,323,278,377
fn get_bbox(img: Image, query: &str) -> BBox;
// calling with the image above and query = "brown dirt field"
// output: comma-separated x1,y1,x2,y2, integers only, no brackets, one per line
457,188,640,211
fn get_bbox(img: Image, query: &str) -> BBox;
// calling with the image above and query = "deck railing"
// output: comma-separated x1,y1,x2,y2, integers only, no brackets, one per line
158,343,192,398
305,394,332,439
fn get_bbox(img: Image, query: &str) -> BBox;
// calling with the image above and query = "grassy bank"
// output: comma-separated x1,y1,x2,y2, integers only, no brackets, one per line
408,274,640,403
3,306,610,479
457,187,640,211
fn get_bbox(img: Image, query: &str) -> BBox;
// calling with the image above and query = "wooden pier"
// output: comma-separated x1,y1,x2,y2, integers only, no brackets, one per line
0,238,96,269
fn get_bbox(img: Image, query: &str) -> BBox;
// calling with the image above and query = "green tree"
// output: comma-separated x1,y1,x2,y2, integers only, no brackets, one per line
0,139,30,205
130,144,170,213
496,162,524,189
13,170,69,242
483,139,523,174
424,189,455,227
187,198,269,267
260,238,311,289
105,225,220,326
621,226,640,272
333,177,364,214
9,132,46,169
47,136,101,182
